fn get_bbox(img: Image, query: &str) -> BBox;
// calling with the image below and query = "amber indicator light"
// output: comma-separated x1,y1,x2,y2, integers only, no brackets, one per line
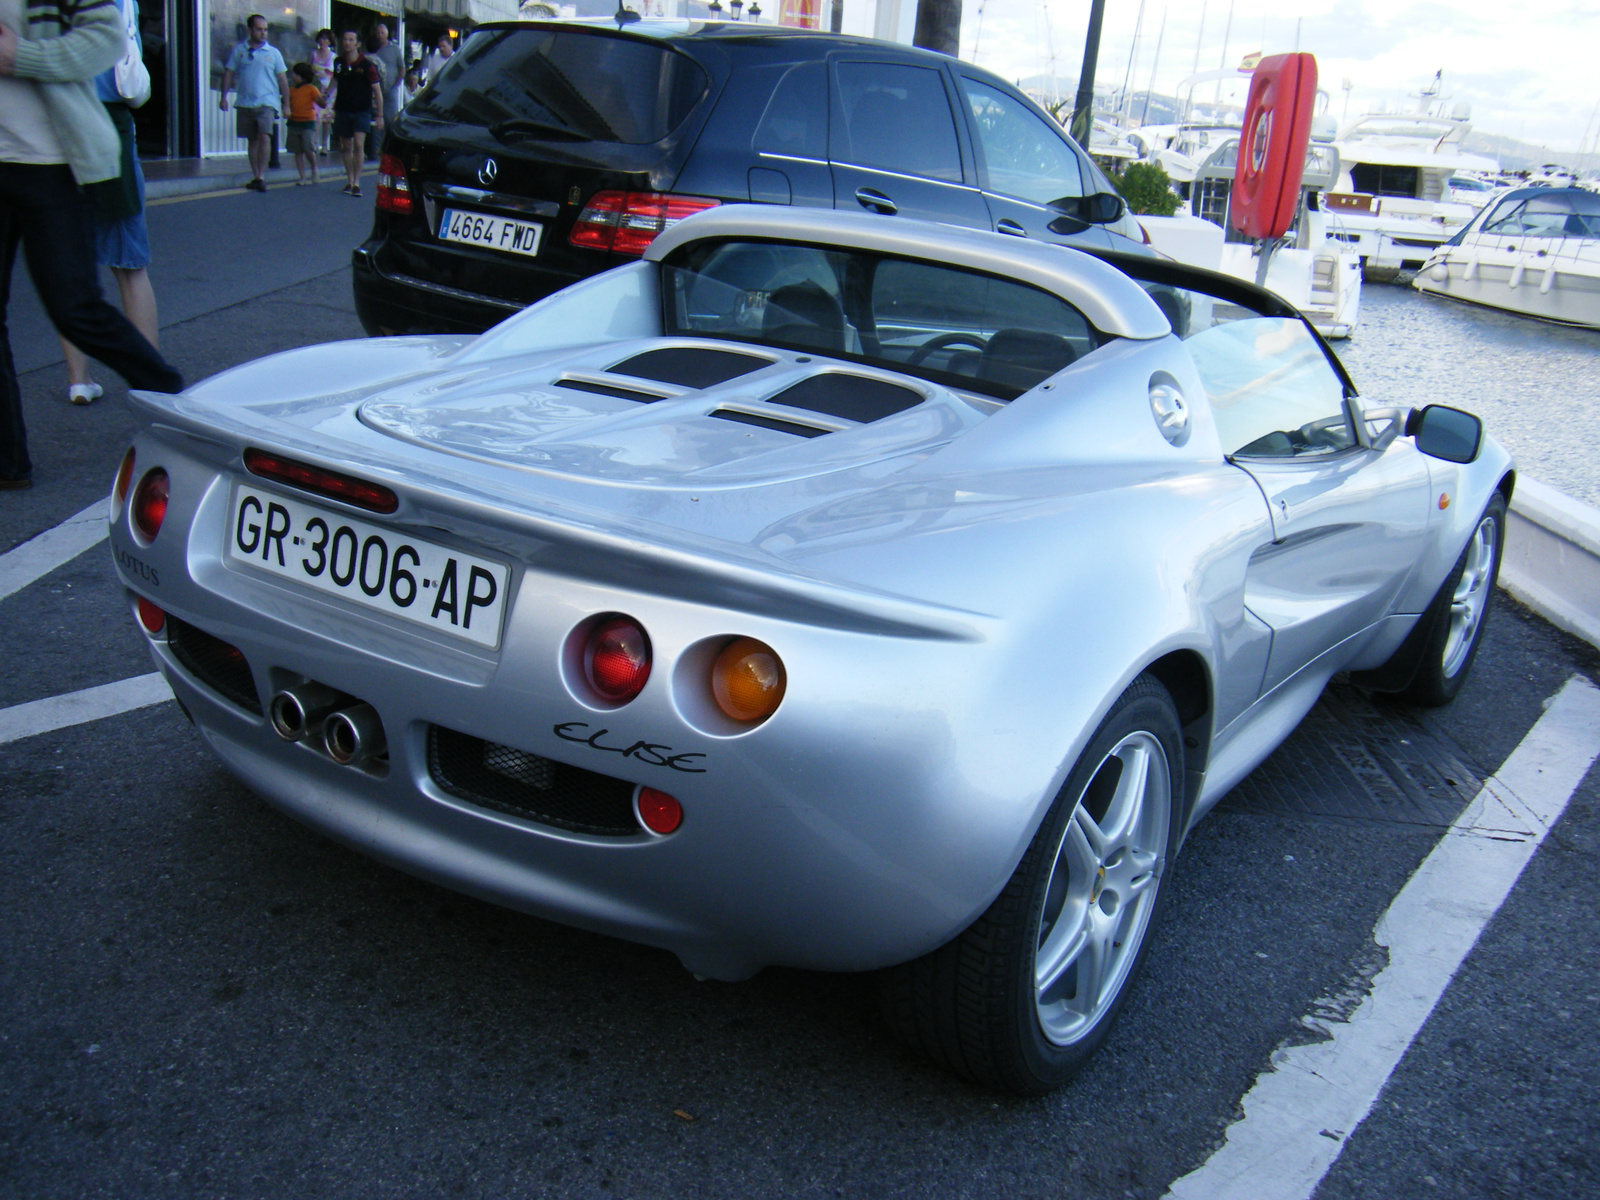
114,447,136,503
711,637,786,724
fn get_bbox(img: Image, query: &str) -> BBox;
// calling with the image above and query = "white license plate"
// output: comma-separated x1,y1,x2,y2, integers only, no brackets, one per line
226,485,510,650
439,207,544,258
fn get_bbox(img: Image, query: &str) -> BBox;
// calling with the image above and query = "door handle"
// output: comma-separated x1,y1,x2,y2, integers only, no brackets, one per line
854,188,897,215
996,219,1028,237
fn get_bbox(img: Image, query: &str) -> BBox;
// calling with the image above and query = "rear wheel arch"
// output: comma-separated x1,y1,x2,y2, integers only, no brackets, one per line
880,672,1185,1093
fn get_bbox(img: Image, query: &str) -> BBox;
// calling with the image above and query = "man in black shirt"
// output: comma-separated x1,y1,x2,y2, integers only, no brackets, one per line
328,29,382,197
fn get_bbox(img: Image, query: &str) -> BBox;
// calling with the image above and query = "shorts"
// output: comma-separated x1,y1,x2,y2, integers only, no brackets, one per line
96,153,150,270
235,105,276,139
96,104,150,272
332,110,373,141
285,121,317,155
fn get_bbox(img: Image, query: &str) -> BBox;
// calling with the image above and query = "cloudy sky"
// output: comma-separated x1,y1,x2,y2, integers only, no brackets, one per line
951,0,1600,158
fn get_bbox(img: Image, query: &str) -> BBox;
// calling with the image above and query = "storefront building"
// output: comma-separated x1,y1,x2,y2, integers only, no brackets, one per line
133,0,890,159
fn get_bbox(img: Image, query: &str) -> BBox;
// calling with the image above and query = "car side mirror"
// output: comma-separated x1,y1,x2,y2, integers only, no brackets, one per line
1406,404,1483,463
1046,192,1127,235
1082,192,1127,224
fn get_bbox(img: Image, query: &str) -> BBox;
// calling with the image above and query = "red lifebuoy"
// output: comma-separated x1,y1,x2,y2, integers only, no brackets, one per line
1230,53,1318,241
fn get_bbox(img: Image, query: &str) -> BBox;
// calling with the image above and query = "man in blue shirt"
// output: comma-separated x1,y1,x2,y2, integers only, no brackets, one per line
219,13,288,191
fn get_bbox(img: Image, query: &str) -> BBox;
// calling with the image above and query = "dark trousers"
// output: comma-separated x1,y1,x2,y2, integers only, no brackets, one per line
0,161,184,482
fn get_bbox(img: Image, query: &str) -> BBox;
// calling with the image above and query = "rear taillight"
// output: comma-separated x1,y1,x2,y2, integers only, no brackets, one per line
584,615,652,703
376,154,412,214
568,191,719,255
131,468,169,541
244,449,399,514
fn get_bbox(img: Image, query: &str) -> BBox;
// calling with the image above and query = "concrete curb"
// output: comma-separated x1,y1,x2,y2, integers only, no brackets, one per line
1502,477,1600,652
144,158,372,200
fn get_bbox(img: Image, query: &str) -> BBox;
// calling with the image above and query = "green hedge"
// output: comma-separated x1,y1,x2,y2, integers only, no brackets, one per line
1114,162,1181,217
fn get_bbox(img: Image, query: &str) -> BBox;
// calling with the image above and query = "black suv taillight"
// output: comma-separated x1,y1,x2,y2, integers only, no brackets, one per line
376,154,413,214
569,191,719,255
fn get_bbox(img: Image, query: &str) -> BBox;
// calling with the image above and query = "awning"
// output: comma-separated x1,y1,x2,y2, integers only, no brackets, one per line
344,0,403,15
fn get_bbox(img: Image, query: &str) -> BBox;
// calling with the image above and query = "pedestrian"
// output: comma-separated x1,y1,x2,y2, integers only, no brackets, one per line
309,28,335,153
56,0,162,406
218,12,288,191
0,0,184,490
403,64,420,100
423,32,452,84
367,21,402,161
328,28,382,198
285,62,321,186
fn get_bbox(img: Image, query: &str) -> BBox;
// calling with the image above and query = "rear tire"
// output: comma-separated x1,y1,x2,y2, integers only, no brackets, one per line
1399,492,1506,707
880,675,1184,1095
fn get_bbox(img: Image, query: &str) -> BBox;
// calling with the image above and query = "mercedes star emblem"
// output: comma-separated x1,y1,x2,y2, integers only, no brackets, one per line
478,158,498,186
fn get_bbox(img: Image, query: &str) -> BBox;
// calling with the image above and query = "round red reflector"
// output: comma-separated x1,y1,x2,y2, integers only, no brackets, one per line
136,597,165,634
131,468,169,540
114,447,136,504
585,616,651,702
637,787,682,835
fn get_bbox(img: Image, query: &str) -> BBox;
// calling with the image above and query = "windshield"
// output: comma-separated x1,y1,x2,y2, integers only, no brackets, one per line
407,27,708,144
1480,190,1600,238
661,240,1102,399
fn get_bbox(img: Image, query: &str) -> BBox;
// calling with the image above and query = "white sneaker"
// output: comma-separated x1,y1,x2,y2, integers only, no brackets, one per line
69,383,103,406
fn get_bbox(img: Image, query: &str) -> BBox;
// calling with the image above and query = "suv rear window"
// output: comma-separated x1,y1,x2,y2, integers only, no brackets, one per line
408,27,709,145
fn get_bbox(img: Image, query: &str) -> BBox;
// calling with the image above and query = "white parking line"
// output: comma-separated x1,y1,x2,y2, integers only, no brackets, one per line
0,500,109,602
0,673,172,746
1165,674,1600,1200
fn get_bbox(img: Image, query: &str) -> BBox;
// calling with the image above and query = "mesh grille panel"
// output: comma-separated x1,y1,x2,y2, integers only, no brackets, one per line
166,617,261,714
428,725,639,836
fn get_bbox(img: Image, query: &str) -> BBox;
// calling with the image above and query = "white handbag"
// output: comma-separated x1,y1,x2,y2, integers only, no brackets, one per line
113,0,151,108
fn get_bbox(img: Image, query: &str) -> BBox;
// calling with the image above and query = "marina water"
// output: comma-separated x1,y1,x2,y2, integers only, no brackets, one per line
1335,284,1600,507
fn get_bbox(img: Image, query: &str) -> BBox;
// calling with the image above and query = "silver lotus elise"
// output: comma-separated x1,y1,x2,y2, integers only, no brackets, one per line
109,206,1512,1093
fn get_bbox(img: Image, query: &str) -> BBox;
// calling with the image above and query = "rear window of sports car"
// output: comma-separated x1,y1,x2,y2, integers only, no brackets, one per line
660,240,1101,399
408,28,708,144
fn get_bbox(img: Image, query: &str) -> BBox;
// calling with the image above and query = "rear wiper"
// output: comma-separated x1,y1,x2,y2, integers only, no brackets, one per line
488,117,585,143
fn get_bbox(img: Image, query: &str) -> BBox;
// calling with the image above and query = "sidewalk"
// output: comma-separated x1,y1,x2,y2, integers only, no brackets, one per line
143,154,373,200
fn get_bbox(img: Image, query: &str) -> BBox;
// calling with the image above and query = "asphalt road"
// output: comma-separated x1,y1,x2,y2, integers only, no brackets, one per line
1,185,1598,1199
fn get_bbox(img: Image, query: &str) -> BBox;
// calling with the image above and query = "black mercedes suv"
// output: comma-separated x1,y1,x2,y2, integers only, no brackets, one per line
354,19,1147,336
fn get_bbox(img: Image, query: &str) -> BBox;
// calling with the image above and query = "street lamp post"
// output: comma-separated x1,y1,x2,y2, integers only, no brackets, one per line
1069,0,1107,147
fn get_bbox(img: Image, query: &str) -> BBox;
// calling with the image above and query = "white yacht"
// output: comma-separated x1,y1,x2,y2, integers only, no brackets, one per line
1125,121,1242,188
1445,173,1509,210
1124,68,1248,191
1139,134,1363,338
1327,75,1499,280
1414,186,1600,328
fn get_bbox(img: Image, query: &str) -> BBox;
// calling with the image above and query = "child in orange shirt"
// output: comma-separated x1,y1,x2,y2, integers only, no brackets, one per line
287,63,324,185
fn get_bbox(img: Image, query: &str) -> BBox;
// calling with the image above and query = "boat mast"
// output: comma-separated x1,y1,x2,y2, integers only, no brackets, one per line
1141,7,1167,125
1119,0,1148,125
1212,0,1234,111
1184,0,1207,122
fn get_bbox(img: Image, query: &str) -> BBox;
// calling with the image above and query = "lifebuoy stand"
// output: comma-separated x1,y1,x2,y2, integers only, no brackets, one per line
1230,53,1318,242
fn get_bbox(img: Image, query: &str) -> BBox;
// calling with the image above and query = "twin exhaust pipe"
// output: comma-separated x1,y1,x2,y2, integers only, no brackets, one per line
269,681,386,768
